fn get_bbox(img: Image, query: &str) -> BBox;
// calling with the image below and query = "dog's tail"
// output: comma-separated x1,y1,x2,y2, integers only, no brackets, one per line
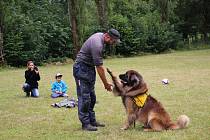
170,115,190,130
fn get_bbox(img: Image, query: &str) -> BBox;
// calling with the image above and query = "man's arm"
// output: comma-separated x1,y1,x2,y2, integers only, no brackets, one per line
96,65,112,92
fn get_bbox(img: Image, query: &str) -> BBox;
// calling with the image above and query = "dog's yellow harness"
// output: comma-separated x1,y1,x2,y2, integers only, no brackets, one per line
132,92,148,108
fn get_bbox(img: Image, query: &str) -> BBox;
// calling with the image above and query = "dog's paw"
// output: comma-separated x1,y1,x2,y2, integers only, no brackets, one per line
120,125,129,130
120,127,127,130
106,68,112,74
143,128,153,132
143,128,149,132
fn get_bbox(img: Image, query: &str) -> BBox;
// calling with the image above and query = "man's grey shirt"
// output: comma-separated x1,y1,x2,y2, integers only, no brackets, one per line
75,33,104,67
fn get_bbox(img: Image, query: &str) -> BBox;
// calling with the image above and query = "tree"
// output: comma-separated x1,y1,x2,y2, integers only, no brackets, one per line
175,0,210,42
68,0,86,60
95,0,109,31
3,0,72,66
199,0,210,42
0,1,4,64
153,0,169,23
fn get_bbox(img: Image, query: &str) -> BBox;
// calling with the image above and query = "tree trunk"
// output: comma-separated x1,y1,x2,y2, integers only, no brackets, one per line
0,1,4,64
154,0,169,23
162,0,168,23
0,27,3,64
200,0,209,42
95,0,108,31
68,0,80,60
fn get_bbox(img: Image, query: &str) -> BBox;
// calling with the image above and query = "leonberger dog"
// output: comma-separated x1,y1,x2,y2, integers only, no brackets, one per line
107,68,190,131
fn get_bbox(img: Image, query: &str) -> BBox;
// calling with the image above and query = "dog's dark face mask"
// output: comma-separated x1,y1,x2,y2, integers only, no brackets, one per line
119,73,129,85
119,72,140,87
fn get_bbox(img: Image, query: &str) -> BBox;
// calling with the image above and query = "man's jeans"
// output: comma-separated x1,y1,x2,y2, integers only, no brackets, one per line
22,83,39,97
73,62,96,126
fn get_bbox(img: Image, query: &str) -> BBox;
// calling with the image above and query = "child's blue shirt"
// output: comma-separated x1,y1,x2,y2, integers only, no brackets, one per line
51,80,67,93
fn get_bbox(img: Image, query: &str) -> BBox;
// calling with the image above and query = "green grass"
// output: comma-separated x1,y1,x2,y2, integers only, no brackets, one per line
0,49,210,140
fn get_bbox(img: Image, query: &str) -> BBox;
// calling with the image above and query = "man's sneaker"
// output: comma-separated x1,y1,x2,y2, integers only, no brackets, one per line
91,121,105,127
82,124,97,131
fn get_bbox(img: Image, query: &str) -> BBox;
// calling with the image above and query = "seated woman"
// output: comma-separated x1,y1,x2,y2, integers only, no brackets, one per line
51,73,68,98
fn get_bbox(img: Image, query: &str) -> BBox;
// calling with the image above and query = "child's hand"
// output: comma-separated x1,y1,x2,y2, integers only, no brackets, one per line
56,91,62,94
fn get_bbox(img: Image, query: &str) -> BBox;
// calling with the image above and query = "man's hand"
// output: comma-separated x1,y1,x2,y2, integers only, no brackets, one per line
96,65,113,92
104,82,113,92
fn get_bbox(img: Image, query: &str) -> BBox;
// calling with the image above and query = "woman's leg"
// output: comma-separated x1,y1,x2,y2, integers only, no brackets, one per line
22,83,31,97
31,88,39,97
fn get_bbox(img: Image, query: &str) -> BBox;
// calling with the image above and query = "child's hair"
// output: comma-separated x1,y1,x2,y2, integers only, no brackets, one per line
27,61,34,66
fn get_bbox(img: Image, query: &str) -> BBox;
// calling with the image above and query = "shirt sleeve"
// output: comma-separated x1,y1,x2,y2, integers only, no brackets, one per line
25,70,30,80
36,73,40,81
51,82,56,92
90,42,103,66
62,81,67,93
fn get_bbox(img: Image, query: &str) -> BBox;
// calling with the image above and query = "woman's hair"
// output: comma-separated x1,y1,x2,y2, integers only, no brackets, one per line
27,61,34,66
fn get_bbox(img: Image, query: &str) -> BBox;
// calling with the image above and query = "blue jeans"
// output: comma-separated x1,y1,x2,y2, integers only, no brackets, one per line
73,62,96,126
22,83,39,97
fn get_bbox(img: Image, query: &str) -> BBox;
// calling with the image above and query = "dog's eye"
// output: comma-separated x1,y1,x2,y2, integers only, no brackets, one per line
125,75,128,80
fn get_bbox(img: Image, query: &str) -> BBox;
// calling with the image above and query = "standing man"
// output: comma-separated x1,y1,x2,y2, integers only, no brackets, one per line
73,29,121,131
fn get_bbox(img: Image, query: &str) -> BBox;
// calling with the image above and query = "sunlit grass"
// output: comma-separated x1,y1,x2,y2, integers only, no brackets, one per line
0,49,210,140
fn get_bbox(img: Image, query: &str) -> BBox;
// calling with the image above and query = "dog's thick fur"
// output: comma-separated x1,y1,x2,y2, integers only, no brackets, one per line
107,68,190,131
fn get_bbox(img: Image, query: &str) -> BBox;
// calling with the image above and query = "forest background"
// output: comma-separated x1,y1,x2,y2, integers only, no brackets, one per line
0,0,209,67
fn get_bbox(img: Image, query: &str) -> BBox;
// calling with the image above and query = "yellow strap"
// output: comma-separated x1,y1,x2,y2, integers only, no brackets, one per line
133,93,148,107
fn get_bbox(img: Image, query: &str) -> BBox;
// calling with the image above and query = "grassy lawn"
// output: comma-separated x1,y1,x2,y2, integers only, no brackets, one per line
0,49,210,140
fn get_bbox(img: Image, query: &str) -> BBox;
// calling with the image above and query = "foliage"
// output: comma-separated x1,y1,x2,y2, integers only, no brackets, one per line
1,0,210,66
3,0,71,66
143,13,181,53
174,0,210,41
109,1,182,56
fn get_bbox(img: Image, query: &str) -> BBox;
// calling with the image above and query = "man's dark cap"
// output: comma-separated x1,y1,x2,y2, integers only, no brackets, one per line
108,28,121,43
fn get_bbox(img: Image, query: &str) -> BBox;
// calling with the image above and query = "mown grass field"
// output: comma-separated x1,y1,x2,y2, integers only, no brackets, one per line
0,49,210,140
